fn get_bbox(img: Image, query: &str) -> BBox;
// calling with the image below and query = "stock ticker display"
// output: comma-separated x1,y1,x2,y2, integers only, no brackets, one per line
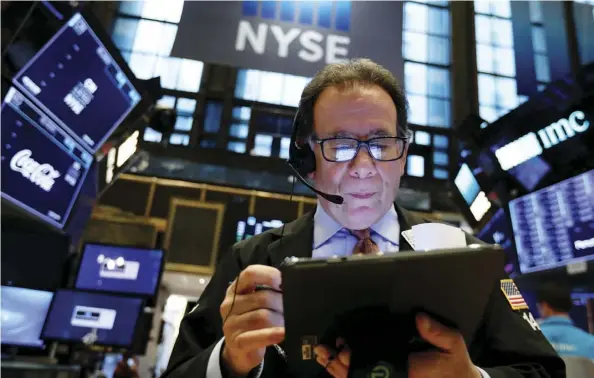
1,87,93,229
236,217,284,242
12,13,141,152
510,170,594,274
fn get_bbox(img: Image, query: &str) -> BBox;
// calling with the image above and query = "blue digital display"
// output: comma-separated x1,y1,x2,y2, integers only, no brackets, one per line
236,217,283,242
510,170,594,273
12,13,141,153
454,163,481,206
1,87,93,229
75,244,163,297
42,290,143,348
1,286,53,348
476,208,518,277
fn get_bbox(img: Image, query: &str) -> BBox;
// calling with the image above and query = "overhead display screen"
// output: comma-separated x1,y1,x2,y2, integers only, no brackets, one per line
75,244,164,297
1,286,54,348
42,290,143,348
509,170,594,274
1,87,93,229
12,12,141,153
454,163,492,222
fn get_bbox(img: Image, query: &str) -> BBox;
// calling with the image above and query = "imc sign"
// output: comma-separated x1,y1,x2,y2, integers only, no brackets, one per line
495,110,591,171
171,1,404,80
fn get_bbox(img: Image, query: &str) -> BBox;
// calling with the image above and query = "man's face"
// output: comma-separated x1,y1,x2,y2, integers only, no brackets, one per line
309,85,407,230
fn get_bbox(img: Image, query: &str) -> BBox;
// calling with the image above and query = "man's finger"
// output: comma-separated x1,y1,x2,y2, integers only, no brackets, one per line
337,347,351,366
315,345,349,378
233,327,285,351
224,290,283,316
231,308,284,334
233,265,282,294
415,313,464,352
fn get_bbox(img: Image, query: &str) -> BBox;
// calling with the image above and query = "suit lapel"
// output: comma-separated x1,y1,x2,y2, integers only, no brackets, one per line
267,211,315,268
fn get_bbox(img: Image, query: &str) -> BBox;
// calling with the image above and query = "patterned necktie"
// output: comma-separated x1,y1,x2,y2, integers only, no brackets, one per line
349,228,380,255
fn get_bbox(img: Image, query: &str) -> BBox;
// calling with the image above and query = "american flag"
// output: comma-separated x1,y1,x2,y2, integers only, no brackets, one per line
500,279,529,310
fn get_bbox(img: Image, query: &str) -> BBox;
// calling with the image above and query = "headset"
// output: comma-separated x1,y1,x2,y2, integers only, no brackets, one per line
287,102,344,205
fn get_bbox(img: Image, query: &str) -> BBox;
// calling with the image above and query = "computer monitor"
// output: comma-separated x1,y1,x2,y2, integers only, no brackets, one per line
75,244,164,297
454,163,492,222
476,208,519,277
1,87,93,229
236,217,283,242
509,170,594,274
570,292,594,334
12,12,141,153
41,290,144,348
1,286,54,348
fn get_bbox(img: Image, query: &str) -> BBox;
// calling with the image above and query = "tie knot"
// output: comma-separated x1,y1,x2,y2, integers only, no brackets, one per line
348,228,379,255
349,228,372,240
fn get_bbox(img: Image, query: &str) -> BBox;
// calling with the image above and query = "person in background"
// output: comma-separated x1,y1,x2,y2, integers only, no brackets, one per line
537,283,594,360
113,351,139,378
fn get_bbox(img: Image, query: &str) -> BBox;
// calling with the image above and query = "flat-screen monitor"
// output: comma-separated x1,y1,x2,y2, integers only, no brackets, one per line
41,290,143,348
1,286,53,348
12,12,141,153
454,163,492,222
570,292,594,334
509,170,594,274
1,226,70,291
1,87,93,229
476,208,518,277
75,244,164,297
236,217,283,242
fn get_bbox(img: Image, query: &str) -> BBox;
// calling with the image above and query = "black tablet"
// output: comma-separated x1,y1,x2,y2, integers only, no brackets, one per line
280,245,505,377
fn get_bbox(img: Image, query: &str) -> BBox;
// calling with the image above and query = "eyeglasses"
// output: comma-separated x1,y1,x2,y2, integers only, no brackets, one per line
311,136,408,162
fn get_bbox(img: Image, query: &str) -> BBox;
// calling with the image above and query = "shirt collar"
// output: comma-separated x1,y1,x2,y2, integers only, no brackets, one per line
313,202,400,248
541,316,573,326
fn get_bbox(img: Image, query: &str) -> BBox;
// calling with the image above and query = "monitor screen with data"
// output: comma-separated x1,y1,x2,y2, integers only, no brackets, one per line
75,244,163,297
236,217,283,242
12,12,141,152
509,170,594,274
42,290,143,348
1,286,53,348
1,87,93,229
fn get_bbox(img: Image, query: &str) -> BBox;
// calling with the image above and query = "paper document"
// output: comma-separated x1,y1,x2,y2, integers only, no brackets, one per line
410,223,467,251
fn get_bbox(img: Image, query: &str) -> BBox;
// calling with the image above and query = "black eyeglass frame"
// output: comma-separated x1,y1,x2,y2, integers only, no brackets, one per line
310,136,409,163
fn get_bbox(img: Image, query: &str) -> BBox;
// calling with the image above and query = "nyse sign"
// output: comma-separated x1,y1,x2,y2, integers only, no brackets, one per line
495,110,590,171
235,21,349,64
171,1,404,81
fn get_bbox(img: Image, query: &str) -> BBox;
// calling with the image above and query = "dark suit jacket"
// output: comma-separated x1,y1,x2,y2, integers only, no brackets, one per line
163,205,565,378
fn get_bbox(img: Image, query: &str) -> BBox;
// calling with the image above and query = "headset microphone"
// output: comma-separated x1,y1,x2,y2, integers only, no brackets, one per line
287,161,344,205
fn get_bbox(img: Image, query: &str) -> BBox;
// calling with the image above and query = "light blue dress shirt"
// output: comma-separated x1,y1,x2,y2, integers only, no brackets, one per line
207,204,489,377
540,316,594,360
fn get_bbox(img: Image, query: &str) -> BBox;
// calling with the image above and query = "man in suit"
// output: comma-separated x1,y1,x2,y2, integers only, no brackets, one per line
163,59,564,378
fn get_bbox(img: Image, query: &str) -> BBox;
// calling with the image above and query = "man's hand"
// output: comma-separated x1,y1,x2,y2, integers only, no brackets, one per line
220,265,285,376
408,313,482,378
314,314,483,378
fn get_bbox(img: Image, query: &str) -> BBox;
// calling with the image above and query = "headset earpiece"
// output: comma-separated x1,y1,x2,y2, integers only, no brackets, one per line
288,107,316,176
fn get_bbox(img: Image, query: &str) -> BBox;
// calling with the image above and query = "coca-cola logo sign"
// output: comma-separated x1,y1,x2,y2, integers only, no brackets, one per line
10,149,61,192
